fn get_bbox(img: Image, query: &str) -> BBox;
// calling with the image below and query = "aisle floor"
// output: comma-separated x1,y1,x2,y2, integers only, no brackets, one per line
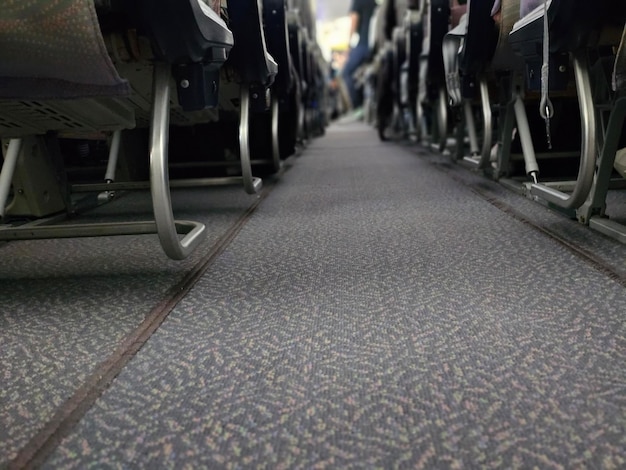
2,121,626,468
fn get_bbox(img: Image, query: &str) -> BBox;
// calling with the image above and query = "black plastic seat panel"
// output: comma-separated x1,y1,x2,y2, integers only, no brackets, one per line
131,0,234,65
263,0,295,95
426,0,452,84
227,0,278,86
459,0,498,76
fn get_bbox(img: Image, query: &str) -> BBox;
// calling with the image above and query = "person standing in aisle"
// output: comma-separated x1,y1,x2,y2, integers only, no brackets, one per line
342,0,378,110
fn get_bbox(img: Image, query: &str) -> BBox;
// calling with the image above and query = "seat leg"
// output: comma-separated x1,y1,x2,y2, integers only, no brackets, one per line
494,99,517,179
530,52,597,209
270,94,281,172
435,86,448,151
479,78,493,167
238,85,263,195
463,101,480,156
513,93,539,183
99,130,122,203
0,138,22,219
150,62,206,260
577,97,626,223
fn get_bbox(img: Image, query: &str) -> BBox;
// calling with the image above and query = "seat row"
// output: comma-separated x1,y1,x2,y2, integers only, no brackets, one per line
370,0,626,242
0,0,329,259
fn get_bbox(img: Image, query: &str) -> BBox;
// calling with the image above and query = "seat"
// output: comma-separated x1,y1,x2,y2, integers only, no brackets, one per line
576,22,626,241
416,0,451,149
0,0,234,260
225,0,277,89
287,9,317,138
243,0,298,175
443,0,507,167
406,9,424,118
374,0,411,140
506,0,626,211
441,0,469,108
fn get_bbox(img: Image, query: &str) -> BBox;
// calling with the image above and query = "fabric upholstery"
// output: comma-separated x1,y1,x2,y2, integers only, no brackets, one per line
0,0,130,100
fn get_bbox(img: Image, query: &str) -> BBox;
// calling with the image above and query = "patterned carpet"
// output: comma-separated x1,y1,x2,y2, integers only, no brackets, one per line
0,186,260,465
3,122,626,468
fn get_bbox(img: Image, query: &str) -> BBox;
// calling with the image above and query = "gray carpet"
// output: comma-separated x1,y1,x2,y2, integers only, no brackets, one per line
28,122,626,468
0,186,260,465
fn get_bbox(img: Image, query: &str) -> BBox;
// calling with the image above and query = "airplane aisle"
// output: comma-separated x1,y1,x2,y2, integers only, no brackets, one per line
3,121,626,468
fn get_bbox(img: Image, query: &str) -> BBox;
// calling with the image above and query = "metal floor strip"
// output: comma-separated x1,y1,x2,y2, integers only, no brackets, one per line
433,161,626,289
8,182,276,470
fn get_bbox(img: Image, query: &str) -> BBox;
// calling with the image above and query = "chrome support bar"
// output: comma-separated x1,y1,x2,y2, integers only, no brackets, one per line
435,87,448,151
0,139,22,219
104,130,121,183
150,62,206,259
578,97,626,223
588,217,626,244
238,85,263,195
72,176,258,193
530,52,597,209
0,65,208,260
0,220,199,240
271,94,281,172
513,93,539,181
478,78,493,168
464,101,479,156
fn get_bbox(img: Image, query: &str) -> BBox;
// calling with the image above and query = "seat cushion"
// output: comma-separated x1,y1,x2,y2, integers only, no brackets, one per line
0,0,130,100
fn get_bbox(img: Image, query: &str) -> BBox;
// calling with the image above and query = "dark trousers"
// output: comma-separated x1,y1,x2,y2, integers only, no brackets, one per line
342,43,369,108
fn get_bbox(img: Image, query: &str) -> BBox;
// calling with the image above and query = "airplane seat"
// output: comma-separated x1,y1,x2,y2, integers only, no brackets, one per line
263,0,301,158
393,26,408,107
424,0,452,92
488,0,524,71
509,0,621,91
226,0,278,93
0,0,133,137
505,0,626,211
126,0,233,112
458,0,498,98
406,10,424,119
286,11,308,143
416,0,451,148
0,0,236,259
263,0,294,95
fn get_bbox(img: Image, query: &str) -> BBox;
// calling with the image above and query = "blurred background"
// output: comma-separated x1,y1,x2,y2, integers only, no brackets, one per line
314,0,353,60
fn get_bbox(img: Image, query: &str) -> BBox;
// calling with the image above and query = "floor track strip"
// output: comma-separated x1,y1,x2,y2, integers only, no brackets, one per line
433,161,626,289
9,182,276,470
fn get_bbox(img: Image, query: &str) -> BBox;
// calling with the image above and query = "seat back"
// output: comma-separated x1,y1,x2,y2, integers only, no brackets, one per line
130,0,233,111
442,15,467,106
407,10,424,87
0,0,236,137
226,0,278,87
489,0,524,71
424,0,451,85
459,0,498,77
263,0,295,97
0,0,129,101
547,0,614,53
0,0,136,137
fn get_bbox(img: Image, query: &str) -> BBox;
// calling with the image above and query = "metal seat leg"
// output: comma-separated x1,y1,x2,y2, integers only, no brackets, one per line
239,85,263,195
151,62,207,260
270,94,281,172
530,52,597,209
